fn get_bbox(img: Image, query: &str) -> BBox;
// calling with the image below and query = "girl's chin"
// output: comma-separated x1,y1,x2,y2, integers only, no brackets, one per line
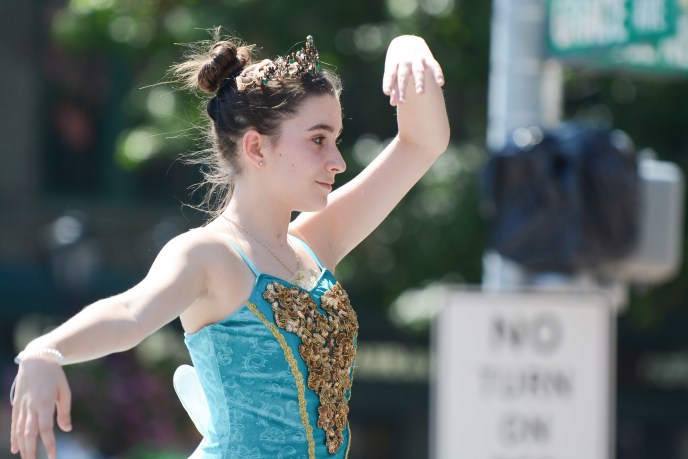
294,196,329,213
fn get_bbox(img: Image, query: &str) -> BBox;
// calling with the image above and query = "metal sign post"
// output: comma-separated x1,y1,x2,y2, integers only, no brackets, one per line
487,0,562,152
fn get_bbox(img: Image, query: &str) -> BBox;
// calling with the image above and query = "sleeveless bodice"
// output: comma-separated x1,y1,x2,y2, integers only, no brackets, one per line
183,237,358,459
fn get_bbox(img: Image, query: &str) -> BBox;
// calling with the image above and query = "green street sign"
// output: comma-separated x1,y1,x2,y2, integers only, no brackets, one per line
548,0,688,73
548,0,676,56
628,0,677,41
593,14,688,73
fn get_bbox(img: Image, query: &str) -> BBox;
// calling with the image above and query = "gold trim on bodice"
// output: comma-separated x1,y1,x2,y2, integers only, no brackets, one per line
245,302,316,459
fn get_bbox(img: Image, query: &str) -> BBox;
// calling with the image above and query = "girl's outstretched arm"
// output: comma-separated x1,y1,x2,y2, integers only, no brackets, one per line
293,35,450,266
10,231,213,459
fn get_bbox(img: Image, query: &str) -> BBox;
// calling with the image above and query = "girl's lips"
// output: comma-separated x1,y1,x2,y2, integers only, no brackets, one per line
317,181,333,192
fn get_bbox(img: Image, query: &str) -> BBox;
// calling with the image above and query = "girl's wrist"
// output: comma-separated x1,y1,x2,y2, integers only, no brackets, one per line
10,346,64,405
14,347,65,365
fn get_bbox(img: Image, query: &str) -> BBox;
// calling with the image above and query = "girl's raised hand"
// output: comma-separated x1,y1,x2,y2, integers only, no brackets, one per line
11,359,72,459
382,35,445,106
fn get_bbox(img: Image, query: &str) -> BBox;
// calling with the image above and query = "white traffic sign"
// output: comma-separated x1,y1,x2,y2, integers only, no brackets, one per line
432,290,613,459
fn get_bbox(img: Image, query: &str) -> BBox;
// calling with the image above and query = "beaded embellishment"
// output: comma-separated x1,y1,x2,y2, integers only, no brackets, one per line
263,282,358,454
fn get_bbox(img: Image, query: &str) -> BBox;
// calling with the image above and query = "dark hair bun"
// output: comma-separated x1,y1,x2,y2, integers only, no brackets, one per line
197,41,251,94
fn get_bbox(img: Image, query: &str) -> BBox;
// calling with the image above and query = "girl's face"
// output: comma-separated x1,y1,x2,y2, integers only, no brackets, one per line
264,94,346,211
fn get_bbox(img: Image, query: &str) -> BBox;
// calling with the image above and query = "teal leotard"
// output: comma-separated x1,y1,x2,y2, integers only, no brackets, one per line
179,235,358,458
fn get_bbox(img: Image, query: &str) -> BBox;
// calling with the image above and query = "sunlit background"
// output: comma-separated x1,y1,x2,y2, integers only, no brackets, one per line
2,0,688,458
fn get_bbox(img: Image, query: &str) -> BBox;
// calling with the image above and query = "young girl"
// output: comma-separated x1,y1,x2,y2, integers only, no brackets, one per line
10,31,449,459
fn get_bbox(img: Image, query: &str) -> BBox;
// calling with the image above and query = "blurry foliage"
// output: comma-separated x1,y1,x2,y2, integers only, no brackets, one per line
65,353,197,457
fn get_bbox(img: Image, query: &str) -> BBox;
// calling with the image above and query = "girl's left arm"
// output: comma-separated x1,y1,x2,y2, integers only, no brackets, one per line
294,35,450,267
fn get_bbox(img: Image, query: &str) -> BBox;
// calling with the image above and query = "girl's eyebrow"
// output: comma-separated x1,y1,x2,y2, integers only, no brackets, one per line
307,123,343,135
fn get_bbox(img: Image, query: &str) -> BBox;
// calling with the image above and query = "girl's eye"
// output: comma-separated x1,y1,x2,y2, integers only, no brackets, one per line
336,137,343,145
313,137,324,145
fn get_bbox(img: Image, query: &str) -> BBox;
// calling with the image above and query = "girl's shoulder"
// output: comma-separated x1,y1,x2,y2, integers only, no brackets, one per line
175,225,257,333
155,224,249,278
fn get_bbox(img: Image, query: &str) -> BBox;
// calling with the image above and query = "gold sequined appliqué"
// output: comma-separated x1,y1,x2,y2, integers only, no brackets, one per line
263,282,358,455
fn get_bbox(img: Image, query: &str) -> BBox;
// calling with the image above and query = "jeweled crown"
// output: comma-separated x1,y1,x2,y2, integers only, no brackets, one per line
265,35,320,82
234,35,321,90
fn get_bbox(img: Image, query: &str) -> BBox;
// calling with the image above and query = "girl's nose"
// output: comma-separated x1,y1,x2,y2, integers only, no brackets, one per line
328,147,346,174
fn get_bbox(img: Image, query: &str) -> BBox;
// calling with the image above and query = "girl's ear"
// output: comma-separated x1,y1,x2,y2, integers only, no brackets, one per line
242,129,267,168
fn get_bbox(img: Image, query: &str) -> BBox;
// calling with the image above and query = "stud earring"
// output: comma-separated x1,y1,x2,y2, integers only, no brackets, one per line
259,160,264,167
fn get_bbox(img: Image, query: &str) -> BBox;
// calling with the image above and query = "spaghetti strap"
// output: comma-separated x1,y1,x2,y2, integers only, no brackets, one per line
225,238,261,277
288,234,324,270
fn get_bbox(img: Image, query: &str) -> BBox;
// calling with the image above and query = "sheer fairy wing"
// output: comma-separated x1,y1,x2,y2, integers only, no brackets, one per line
173,364,211,438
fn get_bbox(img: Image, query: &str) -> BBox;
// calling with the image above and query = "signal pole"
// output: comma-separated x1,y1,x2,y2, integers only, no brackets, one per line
484,0,564,289
487,0,562,151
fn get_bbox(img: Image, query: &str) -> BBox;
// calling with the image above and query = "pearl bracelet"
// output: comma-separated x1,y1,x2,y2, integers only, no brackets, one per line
14,347,65,365
10,348,65,405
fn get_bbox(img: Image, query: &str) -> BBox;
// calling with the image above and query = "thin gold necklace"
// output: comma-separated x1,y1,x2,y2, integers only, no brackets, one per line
223,216,301,275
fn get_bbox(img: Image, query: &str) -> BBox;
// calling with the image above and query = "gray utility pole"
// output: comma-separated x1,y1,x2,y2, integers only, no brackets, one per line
487,0,562,151
484,0,566,290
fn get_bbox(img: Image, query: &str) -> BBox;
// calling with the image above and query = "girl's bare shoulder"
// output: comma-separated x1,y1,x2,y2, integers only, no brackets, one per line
164,225,246,272
141,225,250,298
175,225,256,333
